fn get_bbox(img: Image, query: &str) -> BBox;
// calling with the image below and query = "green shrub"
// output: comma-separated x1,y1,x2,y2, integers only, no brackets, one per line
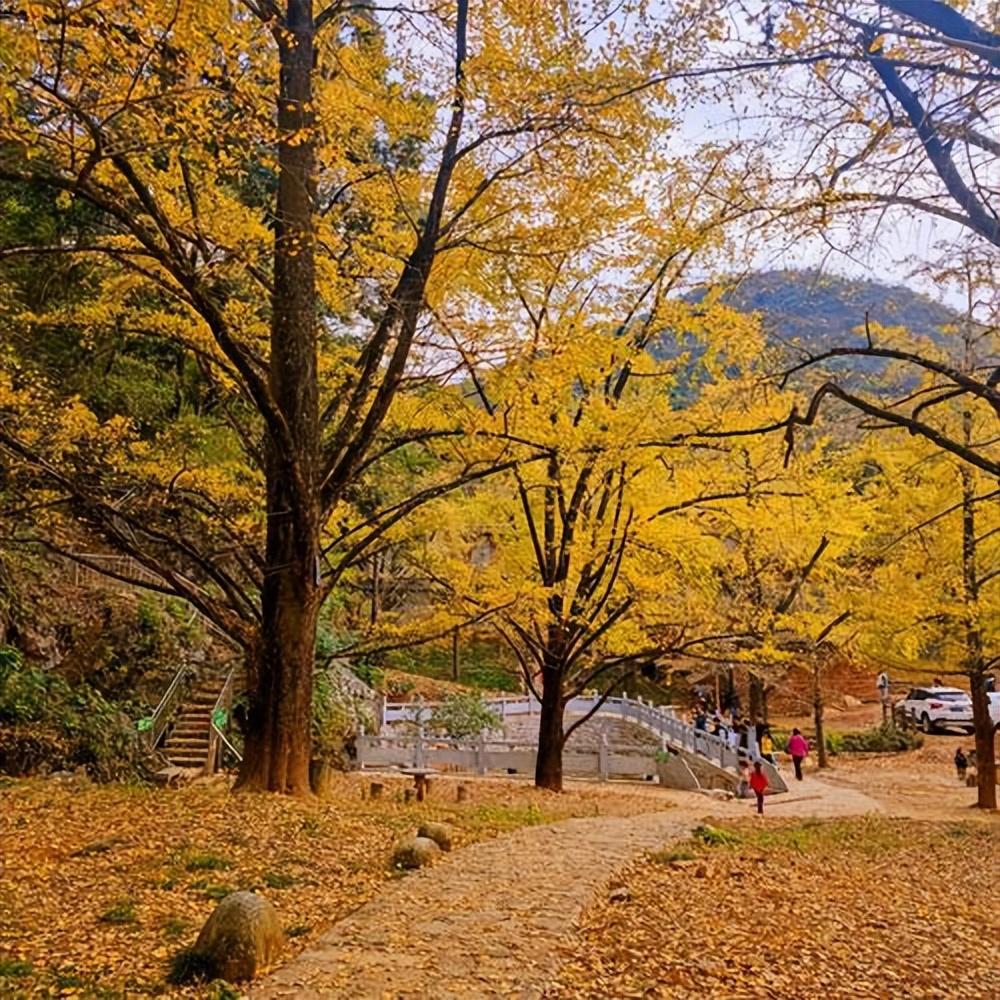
838,723,923,753
428,692,501,738
0,645,152,781
312,667,376,767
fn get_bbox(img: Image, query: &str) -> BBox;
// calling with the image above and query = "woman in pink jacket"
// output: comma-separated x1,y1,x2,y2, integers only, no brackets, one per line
787,728,809,781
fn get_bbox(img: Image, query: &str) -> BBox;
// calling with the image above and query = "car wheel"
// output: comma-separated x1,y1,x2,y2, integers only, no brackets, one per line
920,713,934,734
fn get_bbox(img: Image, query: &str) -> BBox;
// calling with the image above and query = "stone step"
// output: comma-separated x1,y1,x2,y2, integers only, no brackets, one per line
165,739,211,752
172,724,210,736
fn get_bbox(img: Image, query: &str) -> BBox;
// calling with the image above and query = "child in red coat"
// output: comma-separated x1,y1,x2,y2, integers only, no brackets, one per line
749,761,769,814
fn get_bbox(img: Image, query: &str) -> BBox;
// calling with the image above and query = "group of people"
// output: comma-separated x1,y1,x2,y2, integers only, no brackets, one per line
691,707,811,774
688,699,812,814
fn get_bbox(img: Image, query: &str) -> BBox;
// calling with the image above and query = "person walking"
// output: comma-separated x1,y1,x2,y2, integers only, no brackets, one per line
749,761,769,814
954,747,968,783
787,728,809,781
736,759,751,799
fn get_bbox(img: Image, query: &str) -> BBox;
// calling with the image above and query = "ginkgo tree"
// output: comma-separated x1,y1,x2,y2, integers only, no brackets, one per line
376,178,834,789
0,0,711,792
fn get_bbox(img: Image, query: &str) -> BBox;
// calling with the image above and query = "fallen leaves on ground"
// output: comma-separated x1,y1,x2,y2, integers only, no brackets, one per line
0,772,667,998
548,815,999,1000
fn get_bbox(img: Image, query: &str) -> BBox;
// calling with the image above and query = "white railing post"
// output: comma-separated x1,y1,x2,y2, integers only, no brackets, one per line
476,731,487,775
415,720,425,769
598,733,609,782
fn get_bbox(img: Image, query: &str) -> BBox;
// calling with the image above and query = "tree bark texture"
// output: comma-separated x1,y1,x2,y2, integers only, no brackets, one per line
813,658,828,769
236,0,319,794
748,672,765,722
960,453,997,809
535,651,566,791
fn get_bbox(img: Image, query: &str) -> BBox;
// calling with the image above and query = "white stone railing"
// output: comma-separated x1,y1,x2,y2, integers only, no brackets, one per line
381,692,756,770
356,730,654,781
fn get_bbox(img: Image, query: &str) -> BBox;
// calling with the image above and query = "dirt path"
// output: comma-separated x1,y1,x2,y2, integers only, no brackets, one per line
252,777,883,999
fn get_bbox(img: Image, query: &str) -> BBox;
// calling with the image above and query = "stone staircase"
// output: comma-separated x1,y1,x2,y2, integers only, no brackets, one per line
161,675,228,771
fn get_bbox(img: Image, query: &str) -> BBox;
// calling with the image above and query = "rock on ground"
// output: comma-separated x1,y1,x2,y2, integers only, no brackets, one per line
416,822,454,852
192,890,284,981
391,835,441,869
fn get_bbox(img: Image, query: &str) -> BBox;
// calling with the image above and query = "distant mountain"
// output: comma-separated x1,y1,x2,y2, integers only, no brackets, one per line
649,270,962,397
711,269,957,358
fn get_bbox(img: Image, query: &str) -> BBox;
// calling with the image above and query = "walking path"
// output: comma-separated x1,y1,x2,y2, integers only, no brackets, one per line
253,776,881,999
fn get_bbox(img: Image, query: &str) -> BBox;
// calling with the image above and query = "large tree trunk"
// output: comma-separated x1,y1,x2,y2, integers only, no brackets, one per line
748,672,765,721
535,660,565,792
236,0,319,794
969,669,997,808
813,657,828,769
960,420,996,809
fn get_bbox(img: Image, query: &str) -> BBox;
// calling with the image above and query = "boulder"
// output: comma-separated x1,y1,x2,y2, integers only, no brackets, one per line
416,821,454,852
843,694,863,708
392,835,441,870
191,891,284,981
608,885,631,903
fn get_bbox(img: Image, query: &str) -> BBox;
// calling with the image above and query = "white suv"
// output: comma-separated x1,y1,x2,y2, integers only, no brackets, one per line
899,687,974,734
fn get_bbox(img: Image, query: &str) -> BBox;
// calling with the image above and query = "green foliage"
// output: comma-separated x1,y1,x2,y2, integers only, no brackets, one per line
184,853,232,872
161,917,190,941
837,723,923,754
100,899,138,925
352,657,384,690
0,958,33,979
210,981,242,1000
167,948,217,985
190,879,236,900
311,666,376,766
649,847,697,864
467,802,544,831
262,870,296,889
0,644,47,722
733,818,908,856
385,639,520,692
692,824,741,847
0,645,152,780
315,625,338,661
428,692,501,738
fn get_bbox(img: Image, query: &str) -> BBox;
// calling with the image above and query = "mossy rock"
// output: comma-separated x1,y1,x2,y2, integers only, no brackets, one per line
392,835,441,870
181,891,283,982
416,821,454,852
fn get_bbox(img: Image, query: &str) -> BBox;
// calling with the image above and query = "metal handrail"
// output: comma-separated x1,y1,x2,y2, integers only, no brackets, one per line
211,723,243,764
205,668,236,773
148,665,190,749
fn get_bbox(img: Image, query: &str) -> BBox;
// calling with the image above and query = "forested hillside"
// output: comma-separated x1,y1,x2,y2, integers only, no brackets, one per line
718,269,957,355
